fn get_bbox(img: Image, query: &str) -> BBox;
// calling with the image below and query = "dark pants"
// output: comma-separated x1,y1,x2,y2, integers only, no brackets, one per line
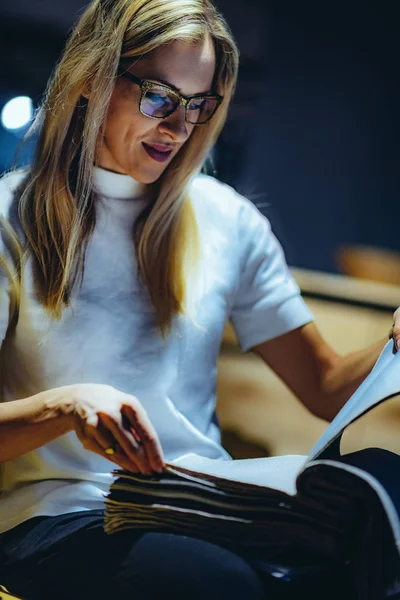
0,510,269,600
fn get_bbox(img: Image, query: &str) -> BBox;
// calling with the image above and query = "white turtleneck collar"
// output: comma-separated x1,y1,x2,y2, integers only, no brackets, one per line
93,166,146,199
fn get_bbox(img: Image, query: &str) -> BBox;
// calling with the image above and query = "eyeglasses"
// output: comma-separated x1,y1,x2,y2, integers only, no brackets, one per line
118,70,223,125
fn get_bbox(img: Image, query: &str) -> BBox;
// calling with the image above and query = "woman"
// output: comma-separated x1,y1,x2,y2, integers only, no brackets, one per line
0,1,398,598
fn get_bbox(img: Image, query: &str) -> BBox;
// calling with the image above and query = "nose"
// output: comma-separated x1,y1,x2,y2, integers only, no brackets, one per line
157,104,192,142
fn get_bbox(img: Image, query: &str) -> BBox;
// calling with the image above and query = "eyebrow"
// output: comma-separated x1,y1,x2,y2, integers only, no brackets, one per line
136,73,213,96
118,59,214,96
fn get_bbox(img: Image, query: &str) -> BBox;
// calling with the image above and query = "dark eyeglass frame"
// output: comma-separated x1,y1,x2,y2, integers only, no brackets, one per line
118,70,224,125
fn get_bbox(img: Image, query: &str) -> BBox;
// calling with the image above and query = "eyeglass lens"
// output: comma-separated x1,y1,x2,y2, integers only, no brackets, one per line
141,87,219,124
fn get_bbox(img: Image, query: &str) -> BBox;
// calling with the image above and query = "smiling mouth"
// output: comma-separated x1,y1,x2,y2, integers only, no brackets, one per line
142,142,173,163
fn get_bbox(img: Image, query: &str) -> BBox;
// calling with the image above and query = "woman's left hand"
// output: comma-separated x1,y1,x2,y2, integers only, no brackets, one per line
391,308,400,351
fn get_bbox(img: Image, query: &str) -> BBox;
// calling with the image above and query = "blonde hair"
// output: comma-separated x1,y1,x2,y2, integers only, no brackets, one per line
17,0,239,335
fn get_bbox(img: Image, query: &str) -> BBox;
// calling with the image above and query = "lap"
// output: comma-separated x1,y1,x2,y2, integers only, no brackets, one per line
0,511,266,600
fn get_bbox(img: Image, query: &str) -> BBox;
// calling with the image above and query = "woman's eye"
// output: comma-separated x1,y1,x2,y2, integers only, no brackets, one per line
146,91,169,105
188,99,205,111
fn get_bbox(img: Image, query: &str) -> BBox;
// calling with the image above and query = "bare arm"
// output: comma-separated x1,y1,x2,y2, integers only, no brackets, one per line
0,389,75,463
253,322,387,422
0,384,165,474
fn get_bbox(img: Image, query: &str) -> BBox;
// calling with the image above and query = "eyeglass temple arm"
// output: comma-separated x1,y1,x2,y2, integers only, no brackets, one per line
118,70,143,86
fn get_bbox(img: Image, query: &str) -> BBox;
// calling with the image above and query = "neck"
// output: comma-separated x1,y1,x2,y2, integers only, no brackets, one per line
93,166,146,199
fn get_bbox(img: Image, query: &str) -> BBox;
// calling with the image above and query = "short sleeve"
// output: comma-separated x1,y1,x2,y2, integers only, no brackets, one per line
0,227,13,350
0,273,10,349
230,202,314,352
0,170,26,350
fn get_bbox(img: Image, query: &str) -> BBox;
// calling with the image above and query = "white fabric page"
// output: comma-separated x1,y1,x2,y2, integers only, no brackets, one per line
170,453,307,495
308,341,400,461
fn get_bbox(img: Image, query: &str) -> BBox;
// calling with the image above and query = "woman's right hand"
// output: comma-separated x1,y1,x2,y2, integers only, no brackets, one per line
62,383,165,475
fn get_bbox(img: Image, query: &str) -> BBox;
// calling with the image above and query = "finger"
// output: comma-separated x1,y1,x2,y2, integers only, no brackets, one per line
109,451,141,473
75,427,117,462
76,414,118,457
393,327,400,351
391,308,400,349
75,420,140,472
79,434,108,455
85,419,117,454
98,412,152,475
122,403,165,472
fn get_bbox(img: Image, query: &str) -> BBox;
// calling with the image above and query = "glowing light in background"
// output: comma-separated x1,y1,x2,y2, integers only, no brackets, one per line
1,96,33,130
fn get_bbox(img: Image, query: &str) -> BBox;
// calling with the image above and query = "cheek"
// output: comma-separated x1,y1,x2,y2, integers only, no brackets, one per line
103,103,152,148
187,124,196,139
103,87,146,140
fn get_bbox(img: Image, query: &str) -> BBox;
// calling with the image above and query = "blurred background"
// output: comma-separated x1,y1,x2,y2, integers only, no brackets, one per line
0,0,398,276
0,0,399,457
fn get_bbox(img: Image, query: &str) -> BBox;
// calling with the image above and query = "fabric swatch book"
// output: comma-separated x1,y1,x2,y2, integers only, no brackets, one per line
105,341,400,599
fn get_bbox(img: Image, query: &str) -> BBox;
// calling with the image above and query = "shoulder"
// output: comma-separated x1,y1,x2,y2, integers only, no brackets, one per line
190,174,271,235
0,169,29,257
0,168,29,219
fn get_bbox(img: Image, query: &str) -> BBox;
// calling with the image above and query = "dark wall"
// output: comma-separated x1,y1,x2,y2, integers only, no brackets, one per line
215,0,399,272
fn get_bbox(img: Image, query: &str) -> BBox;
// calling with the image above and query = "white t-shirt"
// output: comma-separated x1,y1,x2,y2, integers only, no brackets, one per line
0,167,313,533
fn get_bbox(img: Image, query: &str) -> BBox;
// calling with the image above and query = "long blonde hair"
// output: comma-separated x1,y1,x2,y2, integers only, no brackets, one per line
17,0,239,335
